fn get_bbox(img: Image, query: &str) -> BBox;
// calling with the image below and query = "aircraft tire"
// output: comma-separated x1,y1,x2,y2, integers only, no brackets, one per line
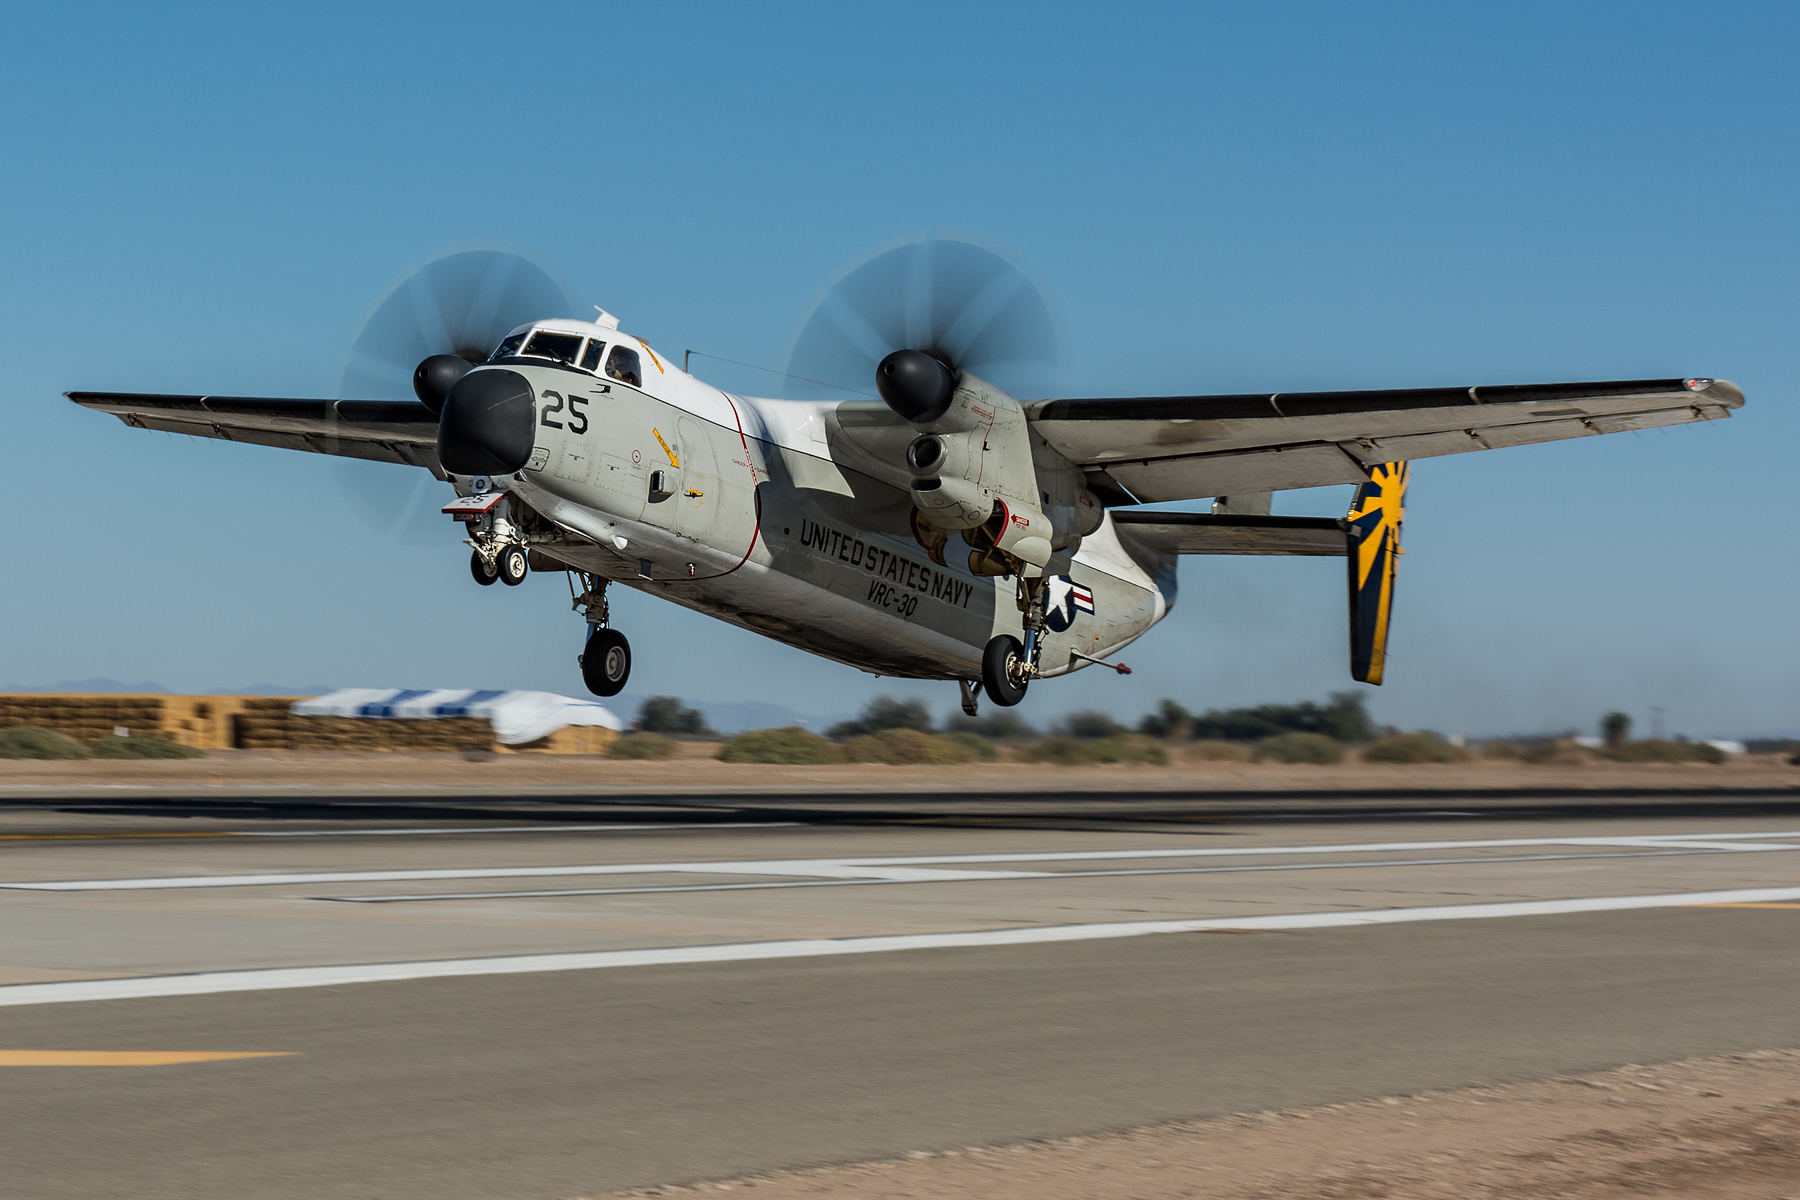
981,635,1029,707
580,628,631,697
497,544,529,586
470,550,500,586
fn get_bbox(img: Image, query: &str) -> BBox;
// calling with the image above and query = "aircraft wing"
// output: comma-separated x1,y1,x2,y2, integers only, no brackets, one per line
1028,377,1742,504
67,392,444,475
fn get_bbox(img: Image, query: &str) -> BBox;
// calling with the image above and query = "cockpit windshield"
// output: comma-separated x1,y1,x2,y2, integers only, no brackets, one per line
490,332,526,360
521,330,584,365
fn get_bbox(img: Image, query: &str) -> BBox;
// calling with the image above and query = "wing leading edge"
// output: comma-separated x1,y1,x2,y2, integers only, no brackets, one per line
67,392,444,475
1029,377,1741,504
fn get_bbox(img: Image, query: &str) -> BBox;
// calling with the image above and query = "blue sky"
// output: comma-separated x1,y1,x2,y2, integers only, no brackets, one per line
4,2,1795,738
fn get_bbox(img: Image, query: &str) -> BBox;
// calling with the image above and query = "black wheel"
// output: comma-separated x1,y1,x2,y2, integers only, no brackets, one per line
497,544,528,586
981,634,1029,707
470,550,499,586
580,628,631,697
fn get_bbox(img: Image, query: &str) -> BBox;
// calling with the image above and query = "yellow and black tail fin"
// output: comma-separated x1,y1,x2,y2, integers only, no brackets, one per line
1345,461,1408,685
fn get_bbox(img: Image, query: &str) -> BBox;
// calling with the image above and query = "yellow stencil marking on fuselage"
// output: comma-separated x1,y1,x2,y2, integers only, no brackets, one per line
653,428,679,467
637,340,665,373
0,1051,294,1066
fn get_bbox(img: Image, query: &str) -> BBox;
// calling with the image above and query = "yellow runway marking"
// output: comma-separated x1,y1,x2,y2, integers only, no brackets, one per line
1690,902,1800,909
0,832,237,841
0,1050,293,1066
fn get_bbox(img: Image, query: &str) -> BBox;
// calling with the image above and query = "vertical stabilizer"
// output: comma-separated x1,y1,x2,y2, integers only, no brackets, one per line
1345,462,1408,684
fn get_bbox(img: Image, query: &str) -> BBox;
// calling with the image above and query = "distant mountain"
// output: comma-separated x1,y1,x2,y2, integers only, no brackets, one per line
2,677,170,694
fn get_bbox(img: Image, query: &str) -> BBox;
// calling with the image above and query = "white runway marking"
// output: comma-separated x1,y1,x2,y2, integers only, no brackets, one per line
2,884,1797,1008
328,849,1720,902
7,830,1796,892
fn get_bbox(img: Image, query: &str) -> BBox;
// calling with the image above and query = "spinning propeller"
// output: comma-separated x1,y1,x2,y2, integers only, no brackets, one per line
332,246,581,542
783,231,1067,408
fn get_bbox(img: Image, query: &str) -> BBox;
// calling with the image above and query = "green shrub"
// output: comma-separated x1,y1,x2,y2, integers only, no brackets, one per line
1014,734,1168,766
716,726,840,764
1361,732,1471,764
943,711,1035,740
86,734,205,760
1186,739,1251,762
838,728,978,765
1254,732,1344,764
1087,734,1169,765
608,732,680,760
1055,710,1127,739
0,726,90,759
1605,739,1726,765
1521,739,1595,765
1480,740,1525,760
635,697,711,736
828,696,935,739
940,731,999,761
1013,736,1096,765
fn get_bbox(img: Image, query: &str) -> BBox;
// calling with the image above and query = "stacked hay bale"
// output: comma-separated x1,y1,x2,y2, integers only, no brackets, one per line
229,697,304,750
287,714,494,752
0,695,169,744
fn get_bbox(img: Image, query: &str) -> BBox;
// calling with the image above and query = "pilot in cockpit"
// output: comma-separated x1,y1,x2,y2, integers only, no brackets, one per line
605,344,642,389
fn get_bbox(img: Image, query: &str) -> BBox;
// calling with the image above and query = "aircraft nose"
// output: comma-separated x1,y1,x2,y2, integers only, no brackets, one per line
437,368,535,476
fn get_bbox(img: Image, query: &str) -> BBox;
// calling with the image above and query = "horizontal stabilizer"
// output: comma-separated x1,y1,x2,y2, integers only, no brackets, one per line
1111,511,1346,556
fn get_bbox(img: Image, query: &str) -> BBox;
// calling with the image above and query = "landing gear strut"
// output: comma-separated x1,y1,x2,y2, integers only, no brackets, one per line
573,574,631,697
981,575,1048,707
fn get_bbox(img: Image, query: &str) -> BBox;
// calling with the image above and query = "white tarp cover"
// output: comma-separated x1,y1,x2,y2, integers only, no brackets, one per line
292,689,623,746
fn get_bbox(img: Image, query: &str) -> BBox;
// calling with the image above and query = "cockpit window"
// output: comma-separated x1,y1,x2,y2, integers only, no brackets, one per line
580,339,604,371
522,331,584,365
491,333,526,360
605,344,642,388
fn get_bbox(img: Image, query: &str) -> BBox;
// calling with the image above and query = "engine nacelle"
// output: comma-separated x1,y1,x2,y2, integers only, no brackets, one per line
883,355,1097,571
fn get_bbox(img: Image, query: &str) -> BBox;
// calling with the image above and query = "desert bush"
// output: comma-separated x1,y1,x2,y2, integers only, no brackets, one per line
1253,732,1344,764
1087,734,1169,765
829,696,935,739
838,728,977,765
1015,734,1167,766
943,710,1036,740
1013,736,1096,765
1606,739,1725,765
0,726,89,759
608,732,680,760
1185,739,1252,763
86,734,205,760
635,697,711,736
1138,699,1192,739
940,731,999,761
1190,692,1375,744
1361,732,1471,764
1522,739,1596,765
1480,740,1525,760
1055,710,1127,739
716,727,840,764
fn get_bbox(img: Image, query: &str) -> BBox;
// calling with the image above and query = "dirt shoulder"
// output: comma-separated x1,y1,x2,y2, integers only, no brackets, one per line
0,751,1796,799
588,1048,1800,1200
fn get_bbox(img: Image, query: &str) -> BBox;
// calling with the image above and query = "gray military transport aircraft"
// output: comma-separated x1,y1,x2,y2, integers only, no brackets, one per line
68,238,1744,712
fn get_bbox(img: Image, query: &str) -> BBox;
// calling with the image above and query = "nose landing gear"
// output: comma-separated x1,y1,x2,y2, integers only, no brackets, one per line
573,574,631,697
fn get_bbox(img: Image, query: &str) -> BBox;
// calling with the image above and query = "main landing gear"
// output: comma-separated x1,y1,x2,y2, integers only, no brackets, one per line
980,575,1048,707
573,573,631,697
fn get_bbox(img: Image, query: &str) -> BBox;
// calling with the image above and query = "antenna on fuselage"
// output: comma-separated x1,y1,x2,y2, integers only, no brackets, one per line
594,307,620,330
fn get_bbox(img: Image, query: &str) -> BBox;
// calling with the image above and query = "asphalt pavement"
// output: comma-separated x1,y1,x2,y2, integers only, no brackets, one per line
2,796,1798,1199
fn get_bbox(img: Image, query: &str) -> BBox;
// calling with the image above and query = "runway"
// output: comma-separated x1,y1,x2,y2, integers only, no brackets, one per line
3,795,1799,1198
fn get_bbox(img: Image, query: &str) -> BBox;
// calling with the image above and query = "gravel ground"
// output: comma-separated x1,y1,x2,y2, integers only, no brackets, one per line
0,751,1796,796
589,1049,1800,1200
